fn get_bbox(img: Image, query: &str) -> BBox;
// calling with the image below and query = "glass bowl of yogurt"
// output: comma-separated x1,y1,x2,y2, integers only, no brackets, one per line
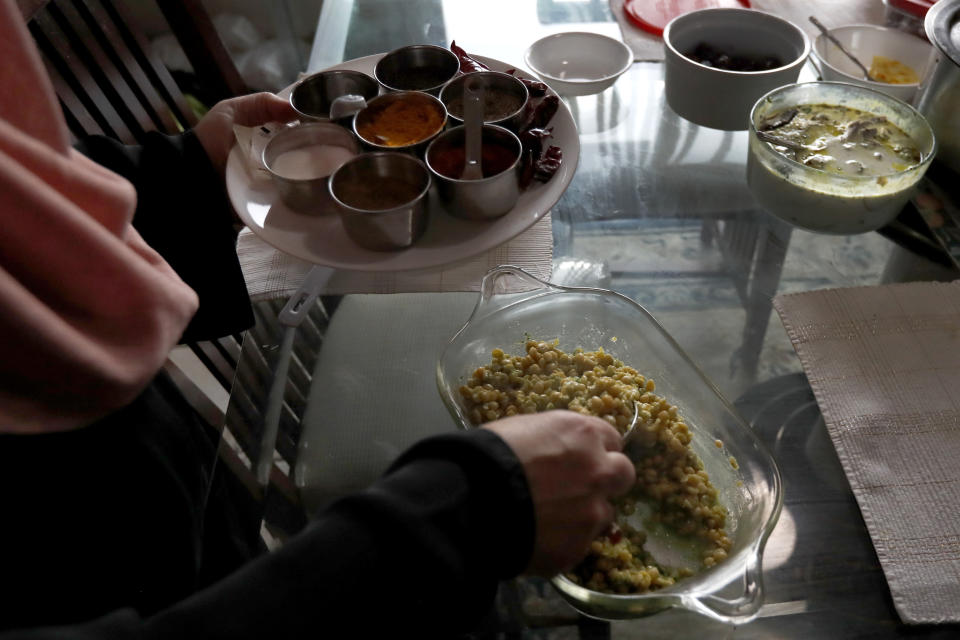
746,81,936,234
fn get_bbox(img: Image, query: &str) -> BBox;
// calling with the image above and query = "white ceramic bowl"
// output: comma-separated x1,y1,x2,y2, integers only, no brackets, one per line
813,23,934,103
524,32,633,96
663,8,810,131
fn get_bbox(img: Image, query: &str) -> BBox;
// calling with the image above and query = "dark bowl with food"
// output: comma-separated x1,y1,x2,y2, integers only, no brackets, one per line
374,44,461,95
439,71,529,131
663,8,810,131
353,91,448,155
290,70,380,121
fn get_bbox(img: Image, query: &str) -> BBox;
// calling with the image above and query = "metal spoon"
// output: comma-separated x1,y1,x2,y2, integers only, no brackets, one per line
622,401,642,448
755,130,806,151
808,16,876,82
461,77,484,180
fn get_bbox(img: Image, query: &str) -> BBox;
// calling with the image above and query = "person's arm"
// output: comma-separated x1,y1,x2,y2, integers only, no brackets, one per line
0,429,532,639
0,411,634,639
74,131,252,343
72,92,297,343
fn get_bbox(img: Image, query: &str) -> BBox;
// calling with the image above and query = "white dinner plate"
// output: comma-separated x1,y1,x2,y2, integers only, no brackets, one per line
225,53,580,272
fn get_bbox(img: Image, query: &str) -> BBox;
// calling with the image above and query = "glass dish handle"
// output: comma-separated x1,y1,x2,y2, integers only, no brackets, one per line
683,548,765,624
473,265,560,320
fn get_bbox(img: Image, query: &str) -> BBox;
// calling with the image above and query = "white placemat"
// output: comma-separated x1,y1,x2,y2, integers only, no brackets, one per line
238,213,553,299
773,281,960,624
610,0,887,62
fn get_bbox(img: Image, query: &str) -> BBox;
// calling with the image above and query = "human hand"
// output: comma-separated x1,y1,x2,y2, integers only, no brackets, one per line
483,410,636,576
193,92,297,175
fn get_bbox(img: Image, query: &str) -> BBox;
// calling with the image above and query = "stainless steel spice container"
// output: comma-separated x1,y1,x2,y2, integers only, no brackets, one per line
915,0,960,174
328,152,431,251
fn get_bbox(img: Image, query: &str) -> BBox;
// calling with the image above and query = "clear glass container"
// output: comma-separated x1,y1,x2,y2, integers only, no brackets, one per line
747,82,936,234
436,266,783,623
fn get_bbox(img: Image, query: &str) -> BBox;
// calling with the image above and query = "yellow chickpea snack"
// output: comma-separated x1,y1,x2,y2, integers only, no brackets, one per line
460,340,732,594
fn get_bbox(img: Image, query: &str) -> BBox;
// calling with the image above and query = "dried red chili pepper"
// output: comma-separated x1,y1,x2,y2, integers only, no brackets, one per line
519,127,553,158
530,95,559,130
449,41,490,73
534,146,562,183
504,68,548,97
518,106,563,185
448,41,563,187
517,94,559,134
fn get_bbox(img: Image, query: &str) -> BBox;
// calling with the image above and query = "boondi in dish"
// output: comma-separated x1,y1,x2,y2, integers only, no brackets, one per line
460,340,732,594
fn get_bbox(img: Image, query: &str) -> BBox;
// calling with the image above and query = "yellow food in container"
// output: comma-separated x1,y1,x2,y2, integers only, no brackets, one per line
460,340,731,594
869,55,919,84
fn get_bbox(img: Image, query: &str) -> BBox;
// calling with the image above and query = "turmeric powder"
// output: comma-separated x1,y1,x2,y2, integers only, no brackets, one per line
356,94,445,147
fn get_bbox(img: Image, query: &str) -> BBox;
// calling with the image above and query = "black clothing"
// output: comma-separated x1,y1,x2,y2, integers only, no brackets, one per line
74,131,254,343
2,428,533,639
0,131,535,638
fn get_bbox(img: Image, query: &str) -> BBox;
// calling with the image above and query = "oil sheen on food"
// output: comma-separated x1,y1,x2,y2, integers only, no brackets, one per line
759,104,922,176
748,101,927,233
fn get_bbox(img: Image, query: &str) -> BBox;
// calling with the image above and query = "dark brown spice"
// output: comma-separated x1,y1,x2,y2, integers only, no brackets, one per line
446,88,524,121
336,176,423,210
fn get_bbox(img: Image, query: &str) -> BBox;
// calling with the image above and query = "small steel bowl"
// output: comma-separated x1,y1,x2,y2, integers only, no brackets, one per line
262,122,360,215
374,44,461,95
328,152,432,251
353,91,447,155
439,71,529,131
290,70,380,121
425,124,522,220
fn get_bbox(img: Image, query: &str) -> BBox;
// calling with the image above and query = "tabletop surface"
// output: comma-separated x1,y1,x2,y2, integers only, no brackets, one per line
225,1,960,637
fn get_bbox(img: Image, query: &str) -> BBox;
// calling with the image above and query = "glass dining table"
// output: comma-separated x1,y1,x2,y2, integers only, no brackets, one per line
220,1,960,637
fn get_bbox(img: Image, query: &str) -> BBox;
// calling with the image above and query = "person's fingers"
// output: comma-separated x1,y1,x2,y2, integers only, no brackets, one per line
586,416,624,452
528,497,616,574
228,92,297,127
602,451,637,496
586,498,616,544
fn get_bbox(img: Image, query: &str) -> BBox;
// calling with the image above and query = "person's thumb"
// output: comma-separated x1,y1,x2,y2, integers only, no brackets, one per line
228,92,297,127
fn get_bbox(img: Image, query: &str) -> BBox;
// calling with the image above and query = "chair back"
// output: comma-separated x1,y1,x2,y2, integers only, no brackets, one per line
19,0,246,143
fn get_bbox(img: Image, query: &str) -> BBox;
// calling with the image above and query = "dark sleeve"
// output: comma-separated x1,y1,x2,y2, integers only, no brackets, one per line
74,131,254,342
0,429,535,640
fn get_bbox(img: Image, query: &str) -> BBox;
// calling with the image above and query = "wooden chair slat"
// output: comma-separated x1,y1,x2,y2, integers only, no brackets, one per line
42,53,106,138
157,0,248,103
73,0,182,133
51,0,158,138
30,10,137,143
94,0,199,129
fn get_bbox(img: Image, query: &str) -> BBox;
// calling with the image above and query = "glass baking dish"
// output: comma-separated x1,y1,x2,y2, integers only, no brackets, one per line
436,265,783,623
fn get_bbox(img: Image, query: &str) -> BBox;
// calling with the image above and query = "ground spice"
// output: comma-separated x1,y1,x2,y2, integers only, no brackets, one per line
356,96,445,147
429,138,518,179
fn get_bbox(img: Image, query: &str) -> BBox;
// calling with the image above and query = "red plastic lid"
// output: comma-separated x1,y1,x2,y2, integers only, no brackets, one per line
886,0,937,20
623,0,751,38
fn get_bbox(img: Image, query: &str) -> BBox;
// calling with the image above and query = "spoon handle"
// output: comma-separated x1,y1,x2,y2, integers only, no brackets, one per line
808,16,874,82
462,78,484,180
